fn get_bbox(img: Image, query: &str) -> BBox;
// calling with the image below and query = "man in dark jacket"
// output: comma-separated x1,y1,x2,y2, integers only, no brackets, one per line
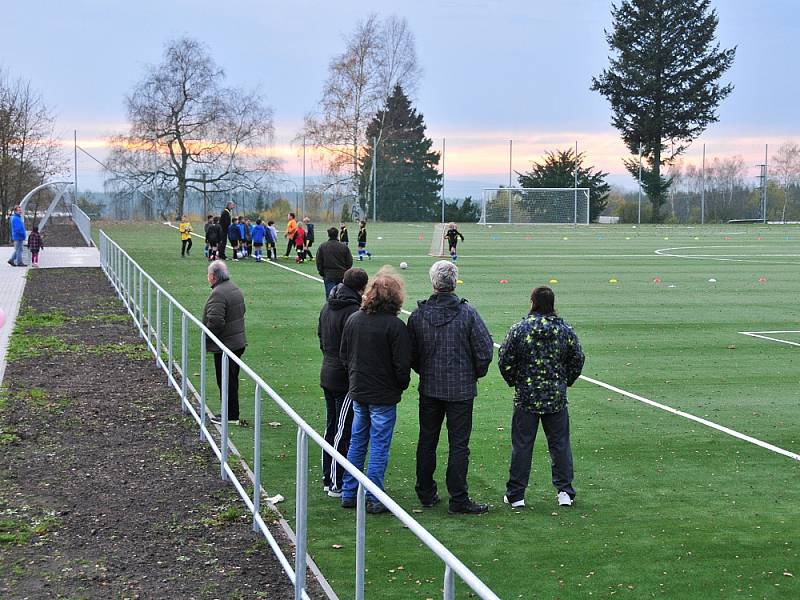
202,260,247,425
498,286,584,509
218,201,234,260
315,227,353,298
407,260,494,515
317,268,368,496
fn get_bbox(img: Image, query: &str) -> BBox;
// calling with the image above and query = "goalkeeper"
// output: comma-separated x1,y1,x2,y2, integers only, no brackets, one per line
444,223,465,261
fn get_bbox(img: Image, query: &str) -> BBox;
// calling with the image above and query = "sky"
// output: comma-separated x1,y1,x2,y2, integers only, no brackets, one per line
2,0,799,197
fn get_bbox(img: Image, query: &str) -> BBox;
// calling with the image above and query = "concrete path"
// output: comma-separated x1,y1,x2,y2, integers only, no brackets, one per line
0,245,100,384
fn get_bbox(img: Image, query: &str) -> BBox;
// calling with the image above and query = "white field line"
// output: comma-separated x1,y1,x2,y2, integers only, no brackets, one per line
170,224,800,462
739,331,800,348
655,245,800,263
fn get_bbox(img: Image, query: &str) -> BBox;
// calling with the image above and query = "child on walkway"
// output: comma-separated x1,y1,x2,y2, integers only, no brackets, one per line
357,220,372,261
27,226,43,267
179,217,193,257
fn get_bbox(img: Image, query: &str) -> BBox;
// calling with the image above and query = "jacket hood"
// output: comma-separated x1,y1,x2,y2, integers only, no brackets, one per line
328,284,362,310
417,293,463,327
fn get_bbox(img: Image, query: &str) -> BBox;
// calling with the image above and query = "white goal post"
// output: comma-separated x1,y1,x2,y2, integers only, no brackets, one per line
479,187,590,225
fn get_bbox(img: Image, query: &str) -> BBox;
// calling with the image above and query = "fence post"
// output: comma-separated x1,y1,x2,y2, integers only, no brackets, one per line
200,332,207,440
252,386,262,532
147,280,152,349
444,565,455,600
155,290,162,370
294,429,308,598
355,483,367,600
180,313,188,413
167,302,174,386
220,353,229,481
138,270,144,335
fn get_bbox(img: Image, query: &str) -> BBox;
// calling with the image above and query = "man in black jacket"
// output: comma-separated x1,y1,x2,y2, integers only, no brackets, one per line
317,268,368,496
316,227,353,298
218,201,234,260
407,260,494,514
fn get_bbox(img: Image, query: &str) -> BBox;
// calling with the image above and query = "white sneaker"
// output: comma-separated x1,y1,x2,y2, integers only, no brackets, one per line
327,488,342,498
557,491,573,506
503,495,525,508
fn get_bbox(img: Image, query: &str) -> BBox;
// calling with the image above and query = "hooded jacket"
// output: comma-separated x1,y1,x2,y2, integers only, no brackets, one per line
317,284,362,391
407,293,494,401
498,312,584,413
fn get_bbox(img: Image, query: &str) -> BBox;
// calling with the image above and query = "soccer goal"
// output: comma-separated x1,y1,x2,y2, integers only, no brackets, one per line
479,187,590,225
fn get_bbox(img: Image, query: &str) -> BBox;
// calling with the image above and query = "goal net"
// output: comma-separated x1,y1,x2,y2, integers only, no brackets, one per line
480,188,590,225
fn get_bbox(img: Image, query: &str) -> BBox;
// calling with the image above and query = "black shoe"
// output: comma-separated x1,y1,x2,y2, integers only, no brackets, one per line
7,259,13,266
420,494,441,508
448,500,489,515
341,497,356,509
16,263,27,267
366,501,389,514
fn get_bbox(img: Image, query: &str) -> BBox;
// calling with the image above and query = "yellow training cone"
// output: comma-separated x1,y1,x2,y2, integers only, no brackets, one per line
549,278,558,284
609,278,619,284
457,279,464,284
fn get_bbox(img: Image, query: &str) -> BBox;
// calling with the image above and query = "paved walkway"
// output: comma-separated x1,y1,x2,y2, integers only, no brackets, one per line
0,246,100,384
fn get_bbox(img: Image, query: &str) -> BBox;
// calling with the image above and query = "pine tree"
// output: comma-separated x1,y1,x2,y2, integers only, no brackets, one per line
591,0,735,222
517,149,610,222
359,85,442,221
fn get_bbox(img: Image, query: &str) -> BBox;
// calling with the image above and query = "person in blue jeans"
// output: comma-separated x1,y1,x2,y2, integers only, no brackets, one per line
7,205,27,267
339,267,412,514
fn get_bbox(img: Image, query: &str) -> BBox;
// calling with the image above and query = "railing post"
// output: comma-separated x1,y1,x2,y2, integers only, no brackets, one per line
180,313,188,413
444,565,455,600
155,290,162,370
138,270,144,335
200,332,207,440
252,386,262,532
167,302,174,386
355,483,367,600
147,280,152,349
294,429,308,599
220,353,229,481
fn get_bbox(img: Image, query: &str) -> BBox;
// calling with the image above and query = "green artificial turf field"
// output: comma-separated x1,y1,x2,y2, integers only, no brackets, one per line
97,221,799,599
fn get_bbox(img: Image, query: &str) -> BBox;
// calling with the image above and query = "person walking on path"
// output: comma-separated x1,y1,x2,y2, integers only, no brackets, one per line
8,205,27,267
179,217,193,257
407,260,494,514
339,267,412,514
202,260,247,426
498,286,585,509
218,201,234,260
318,267,369,496
26,226,43,267
316,227,353,298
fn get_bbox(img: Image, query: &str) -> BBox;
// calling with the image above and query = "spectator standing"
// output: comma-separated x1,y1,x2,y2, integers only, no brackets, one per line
316,227,354,298
318,267,369,496
7,205,27,267
407,260,494,514
218,201,234,260
498,286,585,508
303,216,315,260
284,212,298,257
202,260,247,426
179,217,193,257
339,267,412,514
26,225,43,267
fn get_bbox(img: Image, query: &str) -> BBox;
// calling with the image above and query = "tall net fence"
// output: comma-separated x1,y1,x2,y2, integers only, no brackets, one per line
480,188,590,224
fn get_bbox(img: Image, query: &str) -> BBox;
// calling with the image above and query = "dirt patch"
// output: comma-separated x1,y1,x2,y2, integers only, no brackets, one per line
0,268,324,599
3,217,86,248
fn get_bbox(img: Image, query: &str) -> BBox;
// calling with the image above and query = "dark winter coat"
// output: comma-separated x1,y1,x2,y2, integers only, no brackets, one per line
498,312,584,413
407,293,494,401
305,222,315,243
317,284,362,392
202,279,247,353
26,231,43,253
219,208,232,237
340,310,412,405
315,239,353,281
205,224,221,245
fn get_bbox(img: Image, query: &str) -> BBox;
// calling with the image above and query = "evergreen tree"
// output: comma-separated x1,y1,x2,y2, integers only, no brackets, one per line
359,85,442,221
591,0,735,222
517,149,610,222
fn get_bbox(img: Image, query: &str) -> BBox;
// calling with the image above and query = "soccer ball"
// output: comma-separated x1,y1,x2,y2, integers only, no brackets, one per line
399,261,408,270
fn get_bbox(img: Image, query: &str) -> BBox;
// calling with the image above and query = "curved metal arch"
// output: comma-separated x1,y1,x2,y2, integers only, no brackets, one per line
19,180,73,232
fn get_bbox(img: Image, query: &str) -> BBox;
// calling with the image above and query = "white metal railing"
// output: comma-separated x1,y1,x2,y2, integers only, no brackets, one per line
71,203,93,247
97,230,500,600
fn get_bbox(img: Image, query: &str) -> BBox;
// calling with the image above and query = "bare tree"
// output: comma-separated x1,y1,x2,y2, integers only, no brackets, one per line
771,141,800,222
106,37,279,220
0,69,65,242
301,15,420,216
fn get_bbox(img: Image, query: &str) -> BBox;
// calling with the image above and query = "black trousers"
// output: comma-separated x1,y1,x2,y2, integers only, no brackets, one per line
322,387,353,490
213,347,245,421
505,405,575,502
415,395,474,507
181,238,192,256
284,239,294,256
217,240,227,260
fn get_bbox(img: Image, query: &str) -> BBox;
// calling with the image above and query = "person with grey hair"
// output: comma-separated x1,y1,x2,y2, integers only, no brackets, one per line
203,260,247,425
406,260,494,514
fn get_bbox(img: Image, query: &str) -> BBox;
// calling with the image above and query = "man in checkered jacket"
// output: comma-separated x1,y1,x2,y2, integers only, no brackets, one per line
406,260,494,515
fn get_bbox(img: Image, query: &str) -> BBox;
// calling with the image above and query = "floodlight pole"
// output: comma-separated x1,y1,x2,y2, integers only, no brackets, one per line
74,130,78,205
508,139,513,189
701,144,706,225
638,141,643,224
441,137,446,223
372,136,377,222
764,144,769,224
574,140,578,225
302,137,306,217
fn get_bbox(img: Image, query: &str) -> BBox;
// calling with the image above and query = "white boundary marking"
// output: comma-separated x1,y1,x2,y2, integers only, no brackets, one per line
655,245,800,264
170,223,800,462
739,330,800,348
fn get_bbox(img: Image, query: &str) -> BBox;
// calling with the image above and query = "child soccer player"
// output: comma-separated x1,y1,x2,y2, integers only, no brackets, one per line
243,217,253,257
357,220,371,261
339,222,349,246
205,217,221,261
294,223,306,263
203,214,213,257
303,216,315,260
251,219,267,262
266,220,278,261
27,225,43,267
227,219,241,261
179,217,193,257
444,222,465,261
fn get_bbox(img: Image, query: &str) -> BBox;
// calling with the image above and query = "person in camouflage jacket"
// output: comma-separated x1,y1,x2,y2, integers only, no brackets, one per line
498,286,584,508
